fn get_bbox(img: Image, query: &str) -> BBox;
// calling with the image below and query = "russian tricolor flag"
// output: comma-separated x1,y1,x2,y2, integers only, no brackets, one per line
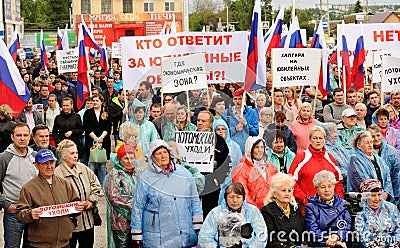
40,30,48,71
351,35,366,91
61,24,69,51
100,38,109,77
0,38,31,117
264,6,284,53
8,29,20,62
244,0,266,92
311,20,330,97
341,34,351,91
284,16,303,48
57,27,63,50
77,24,90,110
81,19,102,53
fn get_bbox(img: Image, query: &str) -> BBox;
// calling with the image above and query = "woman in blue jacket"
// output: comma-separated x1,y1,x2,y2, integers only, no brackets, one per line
355,179,400,247
130,140,203,248
305,170,350,248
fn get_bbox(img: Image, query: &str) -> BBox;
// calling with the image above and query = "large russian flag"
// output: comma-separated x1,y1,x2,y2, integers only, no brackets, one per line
77,24,90,110
244,0,266,92
81,19,102,53
342,35,351,91
8,29,20,62
100,38,109,77
40,30,48,71
311,20,330,97
284,16,304,48
351,35,365,91
0,38,31,117
264,6,284,52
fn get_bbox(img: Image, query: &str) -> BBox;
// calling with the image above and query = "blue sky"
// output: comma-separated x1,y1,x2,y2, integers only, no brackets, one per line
271,0,399,9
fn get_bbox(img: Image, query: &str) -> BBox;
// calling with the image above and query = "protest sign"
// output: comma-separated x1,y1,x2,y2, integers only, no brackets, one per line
56,48,79,74
112,42,121,58
175,131,215,173
33,104,44,122
381,56,400,93
121,32,248,89
372,50,400,84
337,23,400,66
271,48,322,87
161,53,207,93
39,202,80,218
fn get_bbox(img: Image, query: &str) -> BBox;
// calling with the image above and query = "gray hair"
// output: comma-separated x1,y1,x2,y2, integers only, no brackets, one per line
259,107,273,116
309,125,326,139
367,124,381,134
352,130,372,148
355,102,367,110
313,170,337,188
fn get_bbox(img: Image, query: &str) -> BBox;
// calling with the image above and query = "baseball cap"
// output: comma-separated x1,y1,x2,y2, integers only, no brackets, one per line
41,74,48,79
341,108,357,117
35,149,57,163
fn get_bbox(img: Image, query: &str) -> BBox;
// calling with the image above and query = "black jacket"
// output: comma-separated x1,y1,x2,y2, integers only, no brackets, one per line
53,111,84,158
0,118,16,153
262,202,306,248
108,97,124,135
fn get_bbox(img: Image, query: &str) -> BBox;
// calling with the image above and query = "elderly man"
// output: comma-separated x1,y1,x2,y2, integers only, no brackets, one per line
30,125,59,164
152,100,181,140
16,149,84,248
390,89,400,112
337,108,365,150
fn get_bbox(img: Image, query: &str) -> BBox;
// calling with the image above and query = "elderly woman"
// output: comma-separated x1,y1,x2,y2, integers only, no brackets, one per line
265,130,295,173
117,122,144,161
175,105,197,131
289,102,317,152
318,122,350,187
288,126,344,210
373,108,400,153
104,145,141,248
262,173,306,248
232,137,278,210
130,140,202,247
54,139,103,248
355,179,400,247
305,170,350,248
258,107,274,138
0,104,16,153
198,182,267,248
348,131,393,200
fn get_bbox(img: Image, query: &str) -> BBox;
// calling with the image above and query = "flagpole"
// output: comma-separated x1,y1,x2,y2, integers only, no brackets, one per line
313,50,323,116
270,50,275,121
380,57,384,106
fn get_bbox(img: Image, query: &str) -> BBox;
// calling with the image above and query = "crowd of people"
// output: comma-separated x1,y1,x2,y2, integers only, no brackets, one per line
0,52,399,248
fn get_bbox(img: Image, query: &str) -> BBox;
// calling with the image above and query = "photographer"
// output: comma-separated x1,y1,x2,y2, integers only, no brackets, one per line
355,179,400,247
198,182,267,248
305,171,350,248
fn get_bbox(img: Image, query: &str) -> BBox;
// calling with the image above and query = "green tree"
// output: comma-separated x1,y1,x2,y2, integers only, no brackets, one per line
353,0,363,13
21,0,71,29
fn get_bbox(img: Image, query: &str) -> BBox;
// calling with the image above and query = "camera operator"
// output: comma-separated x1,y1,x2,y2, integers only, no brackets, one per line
198,182,267,248
305,170,350,248
355,179,400,247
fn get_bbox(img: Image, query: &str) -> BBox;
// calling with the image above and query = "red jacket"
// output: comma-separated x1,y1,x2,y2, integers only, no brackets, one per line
288,145,344,212
232,156,278,210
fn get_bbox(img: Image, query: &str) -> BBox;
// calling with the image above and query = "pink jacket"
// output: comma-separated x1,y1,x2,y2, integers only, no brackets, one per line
289,117,317,153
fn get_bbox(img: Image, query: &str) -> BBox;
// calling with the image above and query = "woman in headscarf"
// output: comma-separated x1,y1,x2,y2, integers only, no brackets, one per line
104,145,141,248
119,98,159,155
232,136,278,210
130,140,203,247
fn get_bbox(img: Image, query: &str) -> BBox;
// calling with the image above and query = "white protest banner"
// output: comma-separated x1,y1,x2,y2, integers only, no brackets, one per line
271,48,322,87
161,53,207,93
112,42,121,58
381,56,400,93
337,23,400,66
56,48,79,74
121,32,248,90
372,50,400,84
39,202,80,218
33,104,44,122
175,131,215,173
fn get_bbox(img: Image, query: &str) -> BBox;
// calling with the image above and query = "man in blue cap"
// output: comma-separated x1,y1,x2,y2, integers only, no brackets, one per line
15,149,84,248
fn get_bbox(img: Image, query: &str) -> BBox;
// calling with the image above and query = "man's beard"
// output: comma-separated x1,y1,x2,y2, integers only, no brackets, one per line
37,142,49,149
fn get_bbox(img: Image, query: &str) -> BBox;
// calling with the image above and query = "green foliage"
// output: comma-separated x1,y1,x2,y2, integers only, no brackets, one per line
353,0,363,13
21,0,71,29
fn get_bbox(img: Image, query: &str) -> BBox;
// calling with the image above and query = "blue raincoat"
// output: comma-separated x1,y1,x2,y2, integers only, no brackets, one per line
130,140,203,248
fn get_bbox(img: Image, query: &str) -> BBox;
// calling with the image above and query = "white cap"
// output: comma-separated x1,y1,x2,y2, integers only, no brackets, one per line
342,108,357,117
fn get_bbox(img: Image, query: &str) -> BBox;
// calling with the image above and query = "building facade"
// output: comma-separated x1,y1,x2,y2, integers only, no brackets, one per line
1,0,23,45
73,0,182,46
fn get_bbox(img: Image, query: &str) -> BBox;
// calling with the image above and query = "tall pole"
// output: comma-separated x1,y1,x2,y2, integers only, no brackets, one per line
320,0,323,20
182,0,189,32
226,5,229,31
327,0,330,36
292,0,296,21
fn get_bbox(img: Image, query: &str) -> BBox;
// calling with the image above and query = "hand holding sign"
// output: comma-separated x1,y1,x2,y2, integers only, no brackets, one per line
31,208,43,219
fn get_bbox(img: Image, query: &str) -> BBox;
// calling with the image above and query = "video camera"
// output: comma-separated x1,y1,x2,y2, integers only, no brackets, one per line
218,211,253,248
344,192,371,215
